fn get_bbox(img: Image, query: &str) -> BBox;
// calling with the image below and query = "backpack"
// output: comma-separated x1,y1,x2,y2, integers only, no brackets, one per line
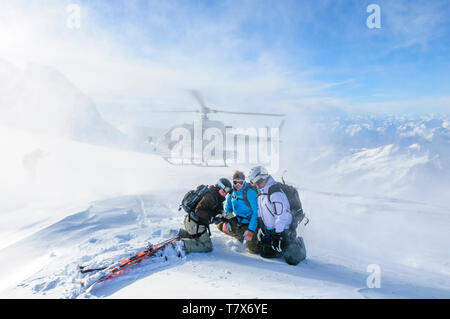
179,184,211,217
179,184,221,234
267,181,306,230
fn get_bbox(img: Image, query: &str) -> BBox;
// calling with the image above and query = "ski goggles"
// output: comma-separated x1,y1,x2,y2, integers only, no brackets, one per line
218,181,232,194
233,180,244,185
250,175,267,187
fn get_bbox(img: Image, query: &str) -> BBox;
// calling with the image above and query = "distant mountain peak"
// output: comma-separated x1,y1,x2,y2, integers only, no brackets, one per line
0,60,128,148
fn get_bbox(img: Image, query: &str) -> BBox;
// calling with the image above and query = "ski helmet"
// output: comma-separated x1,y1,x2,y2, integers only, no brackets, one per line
232,170,245,188
217,178,232,194
232,170,245,181
248,166,269,186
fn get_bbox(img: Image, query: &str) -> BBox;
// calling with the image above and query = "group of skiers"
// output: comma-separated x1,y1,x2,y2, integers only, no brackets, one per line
177,166,307,266
78,166,307,291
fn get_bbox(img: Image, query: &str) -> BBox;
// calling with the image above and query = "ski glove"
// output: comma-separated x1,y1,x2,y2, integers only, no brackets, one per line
212,210,225,224
271,233,283,253
243,230,253,242
222,222,232,235
223,212,236,220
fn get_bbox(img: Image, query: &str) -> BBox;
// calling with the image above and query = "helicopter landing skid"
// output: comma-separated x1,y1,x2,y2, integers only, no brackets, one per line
162,156,229,167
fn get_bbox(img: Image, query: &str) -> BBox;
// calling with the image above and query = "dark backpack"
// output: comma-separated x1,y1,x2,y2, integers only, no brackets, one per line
178,185,213,237
267,182,306,230
179,184,211,216
179,184,221,233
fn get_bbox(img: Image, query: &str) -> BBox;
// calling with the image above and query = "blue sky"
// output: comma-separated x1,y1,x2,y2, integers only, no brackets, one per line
1,0,449,119
76,0,450,112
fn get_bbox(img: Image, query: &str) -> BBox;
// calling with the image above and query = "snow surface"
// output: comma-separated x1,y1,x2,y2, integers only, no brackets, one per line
0,61,449,298
0,123,449,299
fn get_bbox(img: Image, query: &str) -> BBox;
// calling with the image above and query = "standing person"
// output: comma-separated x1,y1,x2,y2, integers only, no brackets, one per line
248,166,306,265
217,171,260,254
178,178,232,253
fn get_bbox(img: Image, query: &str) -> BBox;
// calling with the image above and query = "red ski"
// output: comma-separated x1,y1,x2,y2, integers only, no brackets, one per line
78,236,182,293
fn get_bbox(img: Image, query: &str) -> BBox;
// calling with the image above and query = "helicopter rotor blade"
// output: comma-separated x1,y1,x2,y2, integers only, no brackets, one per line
151,110,199,113
153,90,285,118
211,109,285,117
189,90,210,114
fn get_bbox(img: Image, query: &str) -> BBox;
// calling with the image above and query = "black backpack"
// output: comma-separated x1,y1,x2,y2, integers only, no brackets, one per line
179,185,211,216
179,184,221,223
267,181,306,230
179,185,220,237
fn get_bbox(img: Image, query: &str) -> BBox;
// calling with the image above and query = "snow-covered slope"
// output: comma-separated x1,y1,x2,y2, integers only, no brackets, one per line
0,124,449,299
0,59,129,148
283,114,450,205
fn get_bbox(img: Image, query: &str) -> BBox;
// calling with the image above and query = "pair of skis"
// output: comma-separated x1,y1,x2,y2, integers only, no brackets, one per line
77,236,182,293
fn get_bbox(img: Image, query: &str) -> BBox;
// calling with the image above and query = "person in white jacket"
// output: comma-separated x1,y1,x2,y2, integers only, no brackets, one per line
248,166,306,265
257,175,292,234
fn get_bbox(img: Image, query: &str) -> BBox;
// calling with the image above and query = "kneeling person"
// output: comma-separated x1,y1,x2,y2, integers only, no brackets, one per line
179,178,232,253
248,166,306,265
217,171,259,254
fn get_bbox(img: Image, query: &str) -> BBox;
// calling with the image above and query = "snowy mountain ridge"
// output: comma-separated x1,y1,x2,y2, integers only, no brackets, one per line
0,60,449,299
289,113,450,205
0,124,449,299
0,59,129,149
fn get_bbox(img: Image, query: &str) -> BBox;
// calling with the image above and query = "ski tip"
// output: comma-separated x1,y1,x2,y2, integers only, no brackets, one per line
78,278,97,293
85,283,96,294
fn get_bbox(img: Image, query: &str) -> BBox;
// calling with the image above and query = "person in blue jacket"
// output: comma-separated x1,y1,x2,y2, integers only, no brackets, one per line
217,170,260,254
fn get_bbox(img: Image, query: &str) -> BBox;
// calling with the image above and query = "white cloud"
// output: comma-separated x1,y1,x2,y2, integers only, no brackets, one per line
0,1,334,116
0,0,448,123
380,0,449,50
355,96,450,115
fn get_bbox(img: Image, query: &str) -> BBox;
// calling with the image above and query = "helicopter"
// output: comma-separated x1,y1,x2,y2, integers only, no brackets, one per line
148,90,285,167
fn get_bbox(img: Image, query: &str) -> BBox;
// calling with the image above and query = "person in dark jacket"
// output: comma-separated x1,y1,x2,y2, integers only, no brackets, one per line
178,178,232,253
